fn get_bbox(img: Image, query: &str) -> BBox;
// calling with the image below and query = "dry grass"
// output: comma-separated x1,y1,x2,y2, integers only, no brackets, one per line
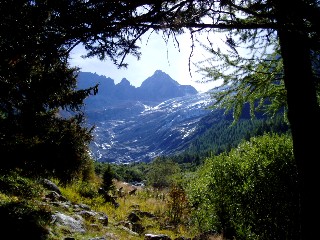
0,171,226,240
55,179,225,240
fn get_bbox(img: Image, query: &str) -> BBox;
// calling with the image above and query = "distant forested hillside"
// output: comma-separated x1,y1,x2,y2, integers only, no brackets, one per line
105,109,290,177
185,113,289,158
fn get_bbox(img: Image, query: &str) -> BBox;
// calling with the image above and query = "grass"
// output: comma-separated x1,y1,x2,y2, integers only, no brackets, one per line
0,171,224,239
58,179,192,239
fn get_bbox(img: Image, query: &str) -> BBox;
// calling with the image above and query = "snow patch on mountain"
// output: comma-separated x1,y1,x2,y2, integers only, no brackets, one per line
87,91,215,164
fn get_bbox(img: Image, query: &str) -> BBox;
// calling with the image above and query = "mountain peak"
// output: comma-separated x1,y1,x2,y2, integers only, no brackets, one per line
141,70,178,88
77,71,197,104
154,69,166,75
138,70,197,101
118,78,131,86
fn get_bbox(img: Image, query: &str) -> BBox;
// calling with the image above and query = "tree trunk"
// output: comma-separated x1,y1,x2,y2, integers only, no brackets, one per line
278,26,320,239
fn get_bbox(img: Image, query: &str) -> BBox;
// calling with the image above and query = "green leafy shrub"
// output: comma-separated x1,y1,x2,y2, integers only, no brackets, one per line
77,181,99,199
146,157,181,189
0,171,44,199
187,133,299,240
0,172,52,239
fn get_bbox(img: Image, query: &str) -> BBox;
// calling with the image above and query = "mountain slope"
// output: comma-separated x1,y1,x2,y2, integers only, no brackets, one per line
87,92,215,163
76,70,213,163
78,70,289,164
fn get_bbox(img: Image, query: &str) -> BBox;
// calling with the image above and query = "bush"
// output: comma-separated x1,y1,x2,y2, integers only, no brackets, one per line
0,171,44,199
146,157,181,189
0,201,52,239
187,133,300,240
0,172,52,239
166,185,190,226
0,116,95,184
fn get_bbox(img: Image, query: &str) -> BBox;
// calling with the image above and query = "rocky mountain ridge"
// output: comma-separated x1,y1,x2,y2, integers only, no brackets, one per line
86,93,216,163
77,70,217,164
77,70,198,108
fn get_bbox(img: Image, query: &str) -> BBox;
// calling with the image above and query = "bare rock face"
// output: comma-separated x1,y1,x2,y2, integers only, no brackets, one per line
52,212,86,233
42,179,61,195
41,181,109,236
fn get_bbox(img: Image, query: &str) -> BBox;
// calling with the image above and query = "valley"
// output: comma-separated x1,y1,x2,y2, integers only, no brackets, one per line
78,70,217,163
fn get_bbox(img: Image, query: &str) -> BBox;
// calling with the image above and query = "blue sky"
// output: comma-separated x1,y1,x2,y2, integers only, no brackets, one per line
69,31,224,93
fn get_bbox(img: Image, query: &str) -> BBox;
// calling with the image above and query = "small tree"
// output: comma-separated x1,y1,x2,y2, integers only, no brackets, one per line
167,184,190,226
102,164,115,193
